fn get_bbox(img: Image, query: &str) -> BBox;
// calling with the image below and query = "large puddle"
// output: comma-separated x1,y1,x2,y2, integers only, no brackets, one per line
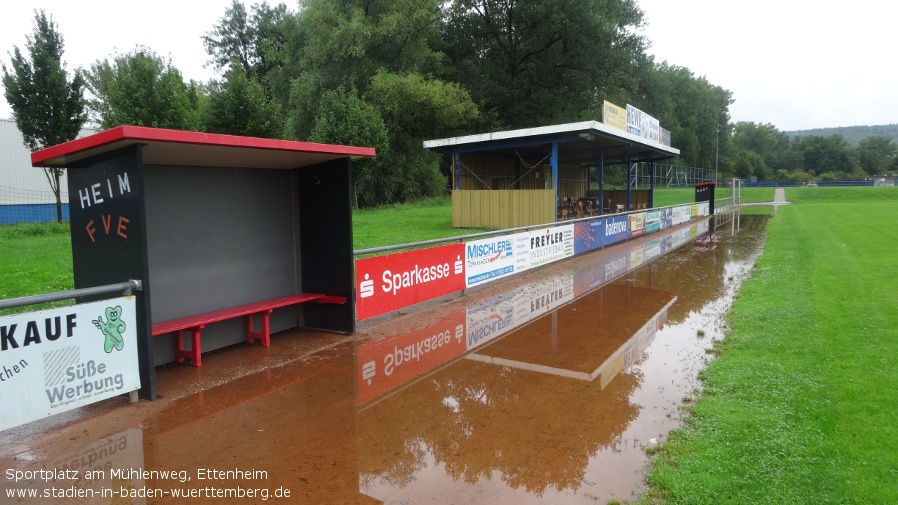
0,210,769,504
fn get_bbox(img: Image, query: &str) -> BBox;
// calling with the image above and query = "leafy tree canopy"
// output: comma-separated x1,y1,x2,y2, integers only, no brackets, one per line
443,0,647,129
286,0,445,139
2,10,86,151
2,9,86,222
85,47,202,130
202,0,290,90
201,65,283,138
309,86,389,207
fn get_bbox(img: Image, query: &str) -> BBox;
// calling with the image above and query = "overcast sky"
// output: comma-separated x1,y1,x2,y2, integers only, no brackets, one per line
1,0,895,132
637,0,898,131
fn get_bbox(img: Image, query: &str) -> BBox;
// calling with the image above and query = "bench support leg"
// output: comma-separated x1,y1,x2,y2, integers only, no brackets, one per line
175,326,204,367
245,309,273,347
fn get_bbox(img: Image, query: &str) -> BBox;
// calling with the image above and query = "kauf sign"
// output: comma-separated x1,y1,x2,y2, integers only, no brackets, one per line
0,296,141,431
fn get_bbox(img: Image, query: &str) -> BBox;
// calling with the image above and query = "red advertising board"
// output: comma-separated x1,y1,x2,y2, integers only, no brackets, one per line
357,309,466,405
355,243,466,321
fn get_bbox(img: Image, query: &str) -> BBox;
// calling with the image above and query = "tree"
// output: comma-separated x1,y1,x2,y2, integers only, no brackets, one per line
365,70,481,202
308,87,389,207
797,134,858,177
636,62,733,171
202,1,290,92
856,135,897,175
285,0,445,139
85,47,201,130
443,0,648,129
201,66,283,138
729,122,782,179
285,0,481,206
733,150,765,180
2,10,87,222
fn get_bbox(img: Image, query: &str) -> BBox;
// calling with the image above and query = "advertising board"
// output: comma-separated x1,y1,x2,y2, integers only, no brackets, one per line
659,208,673,229
355,244,465,321
528,225,574,269
629,212,646,238
603,215,630,247
645,210,662,234
0,296,141,431
697,202,710,217
465,232,531,288
626,104,642,137
602,100,628,132
671,205,690,225
574,219,604,255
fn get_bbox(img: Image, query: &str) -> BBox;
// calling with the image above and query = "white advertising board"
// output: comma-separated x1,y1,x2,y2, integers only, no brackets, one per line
465,232,531,288
0,296,141,431
697,202,710,216
528,225,574,269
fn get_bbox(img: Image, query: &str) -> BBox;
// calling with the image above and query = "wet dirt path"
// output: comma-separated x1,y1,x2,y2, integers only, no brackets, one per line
0,210,770,504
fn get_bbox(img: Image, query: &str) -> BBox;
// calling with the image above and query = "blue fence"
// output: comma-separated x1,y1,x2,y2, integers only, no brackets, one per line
742,180,874,188
817,180,874,187
0,204,71,225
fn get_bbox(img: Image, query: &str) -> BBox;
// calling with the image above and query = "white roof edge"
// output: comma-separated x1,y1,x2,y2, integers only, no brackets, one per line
423,120,679,156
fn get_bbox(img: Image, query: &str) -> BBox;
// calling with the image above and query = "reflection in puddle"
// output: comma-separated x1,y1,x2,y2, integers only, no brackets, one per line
0,210,768,504
357,210,766,504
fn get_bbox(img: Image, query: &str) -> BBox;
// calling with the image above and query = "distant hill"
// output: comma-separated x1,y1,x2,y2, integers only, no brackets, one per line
786,124,898,146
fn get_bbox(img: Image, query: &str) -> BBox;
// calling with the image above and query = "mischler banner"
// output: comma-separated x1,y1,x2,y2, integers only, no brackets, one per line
0,296,141,431
465,232,531,288
355,244,465,321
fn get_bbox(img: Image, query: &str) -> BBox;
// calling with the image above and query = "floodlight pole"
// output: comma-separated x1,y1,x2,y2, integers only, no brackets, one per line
715,125,719,182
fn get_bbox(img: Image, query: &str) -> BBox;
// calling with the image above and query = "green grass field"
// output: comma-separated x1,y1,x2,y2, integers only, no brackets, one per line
0,222,74,312
352,196,487,251
644,186,898,504
652,186,775,207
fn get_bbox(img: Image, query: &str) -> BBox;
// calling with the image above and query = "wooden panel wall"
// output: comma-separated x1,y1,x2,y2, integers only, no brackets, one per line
458,154,548,191
452,189,555,229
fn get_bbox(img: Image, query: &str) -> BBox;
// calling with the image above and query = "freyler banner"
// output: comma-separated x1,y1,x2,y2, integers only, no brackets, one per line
0,296,141,431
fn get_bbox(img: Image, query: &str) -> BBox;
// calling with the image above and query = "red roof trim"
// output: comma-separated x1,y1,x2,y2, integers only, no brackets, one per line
694,182,717,187
31,125,376,166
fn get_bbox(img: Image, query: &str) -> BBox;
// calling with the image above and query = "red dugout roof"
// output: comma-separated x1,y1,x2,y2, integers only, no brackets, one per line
32,125,376,170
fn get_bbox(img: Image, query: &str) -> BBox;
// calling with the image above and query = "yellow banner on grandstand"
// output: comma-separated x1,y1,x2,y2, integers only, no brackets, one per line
602,100,627,132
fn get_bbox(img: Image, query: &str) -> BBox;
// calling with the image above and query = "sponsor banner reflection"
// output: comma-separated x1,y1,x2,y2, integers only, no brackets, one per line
357,310,466,405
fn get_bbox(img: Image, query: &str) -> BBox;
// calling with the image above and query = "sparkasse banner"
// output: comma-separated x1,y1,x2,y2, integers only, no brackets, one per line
355,244,465,321
0,297,141,431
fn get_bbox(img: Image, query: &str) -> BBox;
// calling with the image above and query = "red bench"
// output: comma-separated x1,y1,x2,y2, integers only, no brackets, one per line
151,293,346,367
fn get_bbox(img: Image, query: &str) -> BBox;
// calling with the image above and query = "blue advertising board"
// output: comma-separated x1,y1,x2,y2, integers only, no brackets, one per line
574,219,605,255
603,215,630,247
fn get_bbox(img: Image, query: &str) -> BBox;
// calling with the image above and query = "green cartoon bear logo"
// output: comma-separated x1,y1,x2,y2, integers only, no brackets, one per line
93,306,126,353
